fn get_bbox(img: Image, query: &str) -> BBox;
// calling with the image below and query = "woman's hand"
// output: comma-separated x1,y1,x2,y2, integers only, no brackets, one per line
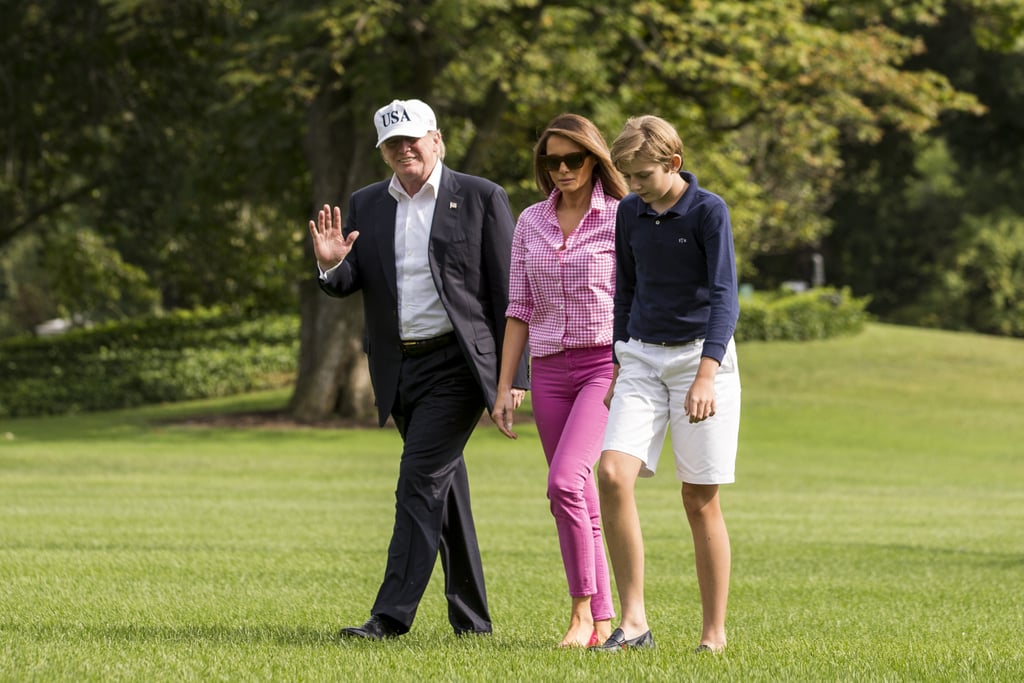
603,364,619,409
491,388,525,439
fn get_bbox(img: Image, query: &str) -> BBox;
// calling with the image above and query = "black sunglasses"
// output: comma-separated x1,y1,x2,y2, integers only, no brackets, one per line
538,152,590,172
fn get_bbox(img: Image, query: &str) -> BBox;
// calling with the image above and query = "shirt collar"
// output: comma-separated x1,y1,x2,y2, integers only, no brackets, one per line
637,171,698,217
388,160,444,201
544,177,612,214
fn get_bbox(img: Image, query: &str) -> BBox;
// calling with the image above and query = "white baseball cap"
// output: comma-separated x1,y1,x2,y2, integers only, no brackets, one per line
374,99,437,147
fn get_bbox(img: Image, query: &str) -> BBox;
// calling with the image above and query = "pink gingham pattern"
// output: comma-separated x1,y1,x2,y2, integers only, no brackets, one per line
506,179,618,358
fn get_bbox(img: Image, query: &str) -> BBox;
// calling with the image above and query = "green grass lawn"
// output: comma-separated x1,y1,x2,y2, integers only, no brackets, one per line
1,323,1022,681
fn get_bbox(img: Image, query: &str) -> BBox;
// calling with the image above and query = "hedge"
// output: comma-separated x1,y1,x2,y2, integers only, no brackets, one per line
0,290,869,418
735,286,871,342
0,309,299,418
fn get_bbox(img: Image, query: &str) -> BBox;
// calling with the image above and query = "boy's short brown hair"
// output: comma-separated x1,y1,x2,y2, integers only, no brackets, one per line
610,115,685,170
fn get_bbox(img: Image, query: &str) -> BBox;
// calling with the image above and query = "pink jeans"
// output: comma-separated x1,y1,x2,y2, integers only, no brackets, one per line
531,346,615,622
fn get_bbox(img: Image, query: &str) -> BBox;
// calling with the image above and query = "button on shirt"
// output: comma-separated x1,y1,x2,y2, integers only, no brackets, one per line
505,179,617,358
613,171,739,364
388,160,453,341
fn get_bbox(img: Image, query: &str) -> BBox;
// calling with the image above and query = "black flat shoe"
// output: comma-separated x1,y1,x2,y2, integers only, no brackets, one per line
338,615,405,640
589,627,655,652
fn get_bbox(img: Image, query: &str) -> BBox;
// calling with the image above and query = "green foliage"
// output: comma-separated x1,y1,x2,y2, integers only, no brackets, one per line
5,0,1020,423
0,288,869,419
826,2,1024,336
938,210,1024,335
0,1,115,248
0,232,55,337
40,227,161,321
826,134,960,317
5,0,982,288
436,0,982,281
969,0,1024,51
0,309,298,418
736,287,871,342
0,0,307,325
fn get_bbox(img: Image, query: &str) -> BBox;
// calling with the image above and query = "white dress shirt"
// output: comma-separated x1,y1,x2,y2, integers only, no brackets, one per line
320,161,453,341
389,161,453,341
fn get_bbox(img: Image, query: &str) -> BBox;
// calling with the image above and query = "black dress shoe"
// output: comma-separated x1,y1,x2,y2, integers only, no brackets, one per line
338,615,405,640
589,627,655,652
454,627,492,637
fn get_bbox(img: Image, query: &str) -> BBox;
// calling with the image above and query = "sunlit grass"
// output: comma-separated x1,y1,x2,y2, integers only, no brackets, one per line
1,324,1022,681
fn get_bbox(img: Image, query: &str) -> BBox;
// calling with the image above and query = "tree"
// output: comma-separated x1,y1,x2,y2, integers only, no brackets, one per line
0,1,113,249
0,0,307,329
261,0,980,420
1,1,984,417
826,0,1024,333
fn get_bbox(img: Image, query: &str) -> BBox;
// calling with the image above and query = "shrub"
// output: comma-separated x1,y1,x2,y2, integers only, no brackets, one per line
0,293,868,419
736,287,871,342
0,309,299,418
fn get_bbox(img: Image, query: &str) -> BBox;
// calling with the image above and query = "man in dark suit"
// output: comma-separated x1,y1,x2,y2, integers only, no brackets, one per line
308,99,528,640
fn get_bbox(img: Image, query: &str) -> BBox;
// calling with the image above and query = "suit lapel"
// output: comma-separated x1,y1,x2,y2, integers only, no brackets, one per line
430,166,463,262
373,190,399,301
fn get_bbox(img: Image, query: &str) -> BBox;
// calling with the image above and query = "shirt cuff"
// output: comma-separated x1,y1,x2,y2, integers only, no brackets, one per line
318,261,341,281
504,304,532,324
701,340,727,364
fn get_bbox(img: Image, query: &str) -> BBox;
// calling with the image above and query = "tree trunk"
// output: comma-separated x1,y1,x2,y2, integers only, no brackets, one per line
285,7,524,422
287,282,374,422
287,80,378,423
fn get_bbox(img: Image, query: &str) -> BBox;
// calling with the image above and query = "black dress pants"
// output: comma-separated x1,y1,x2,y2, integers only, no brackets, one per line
370,341,491,634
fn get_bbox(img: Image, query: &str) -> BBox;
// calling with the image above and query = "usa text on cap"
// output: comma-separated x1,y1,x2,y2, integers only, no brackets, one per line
374,99,437,147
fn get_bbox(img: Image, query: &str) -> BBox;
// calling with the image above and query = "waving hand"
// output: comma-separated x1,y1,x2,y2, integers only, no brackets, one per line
308,204,359,271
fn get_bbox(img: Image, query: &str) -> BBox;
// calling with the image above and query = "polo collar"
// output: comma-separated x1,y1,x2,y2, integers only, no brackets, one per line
637,171,698,217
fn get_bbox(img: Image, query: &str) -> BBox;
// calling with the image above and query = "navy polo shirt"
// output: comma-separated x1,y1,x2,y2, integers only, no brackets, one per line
612,171,739,364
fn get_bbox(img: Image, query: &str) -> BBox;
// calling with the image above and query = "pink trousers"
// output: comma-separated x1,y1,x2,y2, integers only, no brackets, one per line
531,346,615,622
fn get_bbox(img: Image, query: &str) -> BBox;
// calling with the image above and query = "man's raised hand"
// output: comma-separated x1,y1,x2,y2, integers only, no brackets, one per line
308,204,359,271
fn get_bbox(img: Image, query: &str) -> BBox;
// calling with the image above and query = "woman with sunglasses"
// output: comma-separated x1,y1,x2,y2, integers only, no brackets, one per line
491,113,628,648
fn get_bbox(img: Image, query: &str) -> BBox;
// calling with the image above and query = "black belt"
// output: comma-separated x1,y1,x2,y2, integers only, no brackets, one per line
634,336,704,347
400,332,457,358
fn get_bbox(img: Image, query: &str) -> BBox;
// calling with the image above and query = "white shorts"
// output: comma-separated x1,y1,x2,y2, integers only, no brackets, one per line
602,337,741,484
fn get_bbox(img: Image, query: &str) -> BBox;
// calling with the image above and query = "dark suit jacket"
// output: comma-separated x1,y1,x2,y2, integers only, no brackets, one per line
320,165,530,427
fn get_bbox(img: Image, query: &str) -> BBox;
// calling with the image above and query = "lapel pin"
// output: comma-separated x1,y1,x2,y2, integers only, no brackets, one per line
449,202,458,210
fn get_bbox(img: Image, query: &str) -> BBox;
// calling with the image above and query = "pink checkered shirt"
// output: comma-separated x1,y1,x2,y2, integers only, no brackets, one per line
506,179,618,358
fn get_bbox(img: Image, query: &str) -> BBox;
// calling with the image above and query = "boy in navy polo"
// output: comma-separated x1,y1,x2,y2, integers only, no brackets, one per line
592,115,741,654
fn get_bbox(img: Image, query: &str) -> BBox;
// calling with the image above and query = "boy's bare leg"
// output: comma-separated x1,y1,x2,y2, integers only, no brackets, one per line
682,483,729,651
597,450,648,638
